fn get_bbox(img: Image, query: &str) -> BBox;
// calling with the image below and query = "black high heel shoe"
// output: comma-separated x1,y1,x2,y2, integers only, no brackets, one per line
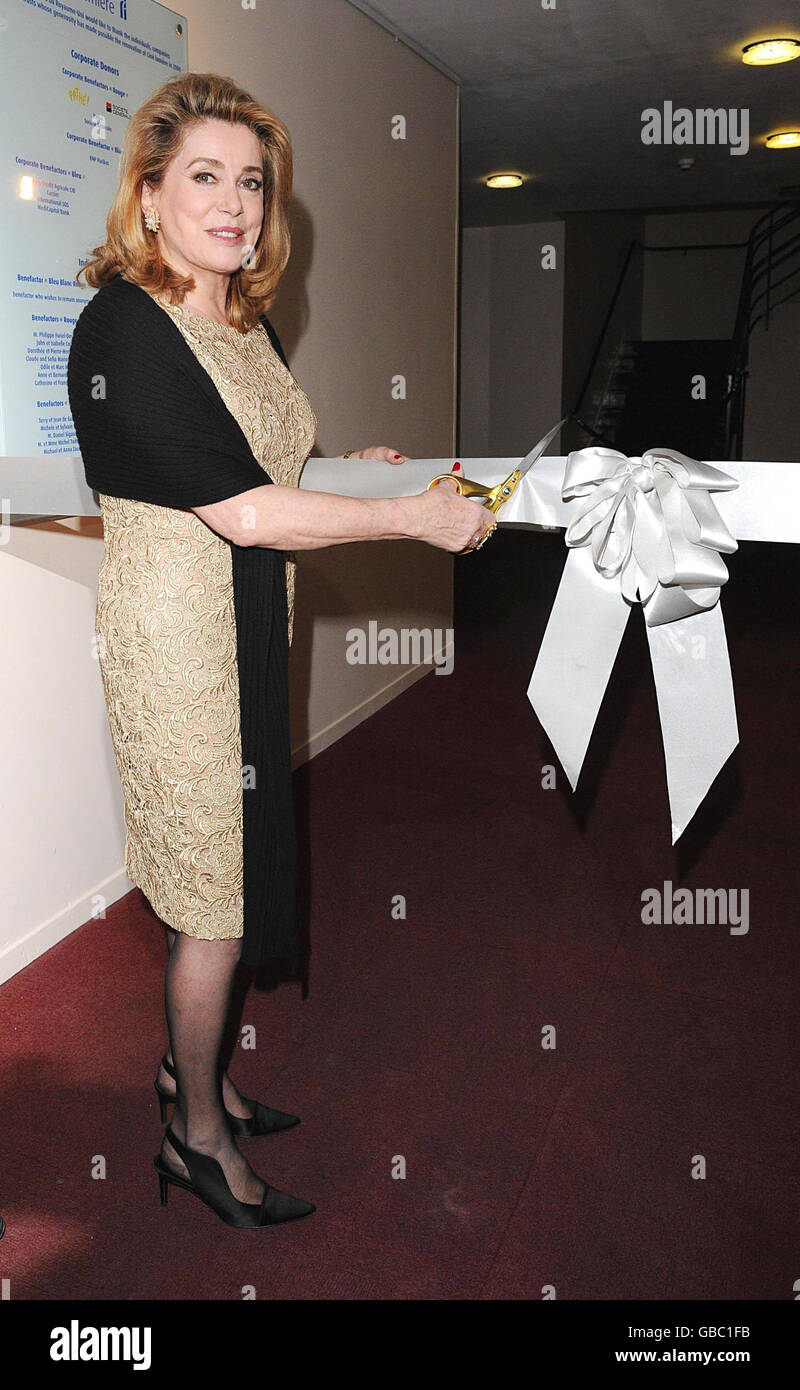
154,1125,315,1228
154,1055,300,1137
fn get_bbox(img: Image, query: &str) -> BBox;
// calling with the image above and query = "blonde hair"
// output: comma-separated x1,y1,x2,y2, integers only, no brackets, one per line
77,72,293,332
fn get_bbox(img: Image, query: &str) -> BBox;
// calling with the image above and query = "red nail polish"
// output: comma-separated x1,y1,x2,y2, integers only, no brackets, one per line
452,461,461,472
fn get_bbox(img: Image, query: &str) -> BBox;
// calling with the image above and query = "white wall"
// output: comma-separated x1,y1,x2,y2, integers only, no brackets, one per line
0,521,130,983
744,302,800,461
641,208,762,342
459,227,491,456
460,222,565,457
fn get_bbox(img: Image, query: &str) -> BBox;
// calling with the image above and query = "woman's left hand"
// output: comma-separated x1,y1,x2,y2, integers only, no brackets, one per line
347,445,408,463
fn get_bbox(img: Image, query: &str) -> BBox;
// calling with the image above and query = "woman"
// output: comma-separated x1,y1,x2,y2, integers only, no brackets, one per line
67,72,492,1231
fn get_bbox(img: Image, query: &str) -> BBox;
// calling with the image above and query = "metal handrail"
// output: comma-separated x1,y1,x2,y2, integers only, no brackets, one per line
727,202,800,457
750,284,800,334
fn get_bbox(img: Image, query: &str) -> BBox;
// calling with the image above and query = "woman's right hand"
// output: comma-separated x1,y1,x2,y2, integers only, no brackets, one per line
409,476,495,553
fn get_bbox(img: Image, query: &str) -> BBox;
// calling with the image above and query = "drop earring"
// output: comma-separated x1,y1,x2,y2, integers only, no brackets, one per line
144,208,161,233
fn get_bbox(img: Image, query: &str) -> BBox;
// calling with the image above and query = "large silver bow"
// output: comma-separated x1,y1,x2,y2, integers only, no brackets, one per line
528,446,741,841
563,447,739,625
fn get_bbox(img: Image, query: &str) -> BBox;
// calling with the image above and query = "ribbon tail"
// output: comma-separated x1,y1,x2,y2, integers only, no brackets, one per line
646,604,739,842
527,548,631,787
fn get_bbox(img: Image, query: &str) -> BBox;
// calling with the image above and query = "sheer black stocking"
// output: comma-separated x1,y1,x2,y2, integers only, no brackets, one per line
159,928,265,1205
158,926,254,1120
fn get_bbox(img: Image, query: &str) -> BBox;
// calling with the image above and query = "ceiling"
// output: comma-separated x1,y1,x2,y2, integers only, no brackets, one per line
349,0,800,224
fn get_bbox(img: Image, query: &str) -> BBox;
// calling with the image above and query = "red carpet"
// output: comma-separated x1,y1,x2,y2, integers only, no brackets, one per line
1,531,798,1299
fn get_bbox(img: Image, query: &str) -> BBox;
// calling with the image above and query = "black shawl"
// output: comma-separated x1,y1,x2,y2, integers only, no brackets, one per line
67,272,300,971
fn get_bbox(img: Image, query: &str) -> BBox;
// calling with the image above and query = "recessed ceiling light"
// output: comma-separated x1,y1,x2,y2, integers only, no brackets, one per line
486,173,523,189
742,38,800,65
765,130,800,149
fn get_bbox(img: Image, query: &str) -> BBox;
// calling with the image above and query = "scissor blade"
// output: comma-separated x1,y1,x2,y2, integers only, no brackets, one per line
516,417,567,480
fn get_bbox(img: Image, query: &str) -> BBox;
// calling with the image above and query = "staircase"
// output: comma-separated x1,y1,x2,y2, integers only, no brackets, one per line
571,204,800,460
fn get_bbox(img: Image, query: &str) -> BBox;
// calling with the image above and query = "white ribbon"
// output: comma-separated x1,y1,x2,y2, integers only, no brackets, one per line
299,443,800,843
527,446,740,841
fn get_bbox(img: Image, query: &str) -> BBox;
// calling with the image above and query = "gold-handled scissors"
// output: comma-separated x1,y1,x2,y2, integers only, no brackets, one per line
427,418,566,553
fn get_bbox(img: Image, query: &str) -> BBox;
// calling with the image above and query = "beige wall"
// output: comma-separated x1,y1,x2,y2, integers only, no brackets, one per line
0,0,458,982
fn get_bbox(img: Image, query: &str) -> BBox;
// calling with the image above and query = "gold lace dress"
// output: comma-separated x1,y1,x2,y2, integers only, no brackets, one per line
95,295,317,941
